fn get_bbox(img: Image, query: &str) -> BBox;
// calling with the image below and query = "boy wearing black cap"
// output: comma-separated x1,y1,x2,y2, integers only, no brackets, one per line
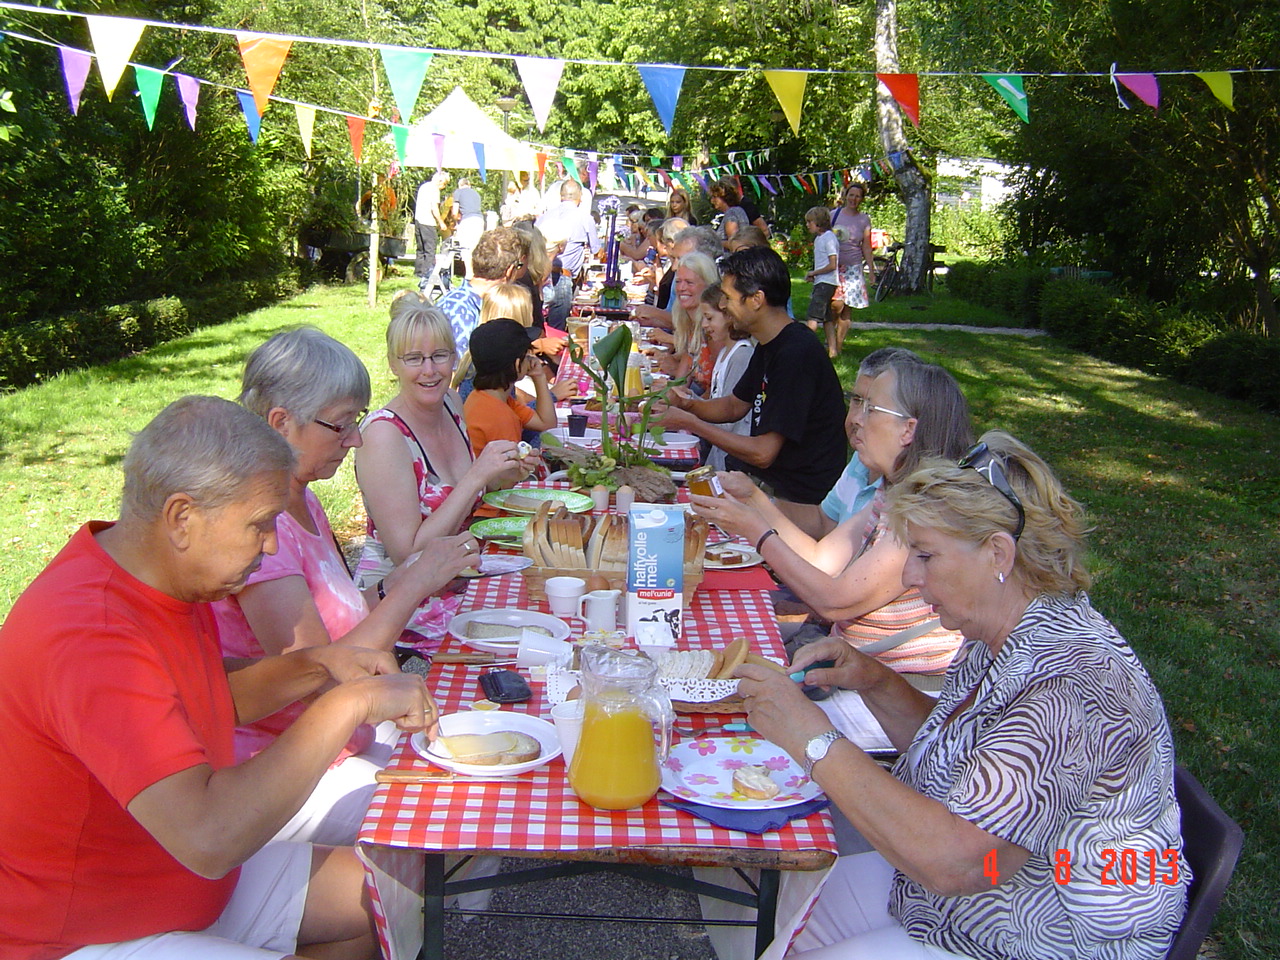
462,318,557,456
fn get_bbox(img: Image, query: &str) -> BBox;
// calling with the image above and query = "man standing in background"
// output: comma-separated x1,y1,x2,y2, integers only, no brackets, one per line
537,179,600,287
414,170,450,292
451,177,484,277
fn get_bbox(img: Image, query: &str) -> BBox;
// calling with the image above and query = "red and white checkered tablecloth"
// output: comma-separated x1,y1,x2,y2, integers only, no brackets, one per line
357,569,836,960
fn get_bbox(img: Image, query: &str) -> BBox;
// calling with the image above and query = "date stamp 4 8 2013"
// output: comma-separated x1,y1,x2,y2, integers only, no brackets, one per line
983,848,1183,886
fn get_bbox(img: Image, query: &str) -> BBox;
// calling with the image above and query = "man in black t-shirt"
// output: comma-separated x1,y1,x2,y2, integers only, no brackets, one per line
660,247,846,512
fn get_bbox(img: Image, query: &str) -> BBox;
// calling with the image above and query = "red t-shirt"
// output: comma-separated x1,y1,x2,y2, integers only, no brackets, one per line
0,523,239,958
463,389,534,456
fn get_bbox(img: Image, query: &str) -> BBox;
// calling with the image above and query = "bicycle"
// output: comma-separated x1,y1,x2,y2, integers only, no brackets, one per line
872,241,945,301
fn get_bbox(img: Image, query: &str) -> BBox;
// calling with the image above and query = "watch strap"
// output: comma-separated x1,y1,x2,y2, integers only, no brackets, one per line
802,729,847,778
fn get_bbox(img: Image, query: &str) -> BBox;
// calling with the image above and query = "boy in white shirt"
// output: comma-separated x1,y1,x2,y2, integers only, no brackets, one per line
803,206,841,356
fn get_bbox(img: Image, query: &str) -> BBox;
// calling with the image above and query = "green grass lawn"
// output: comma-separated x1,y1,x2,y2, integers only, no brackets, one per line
1,278,1277,958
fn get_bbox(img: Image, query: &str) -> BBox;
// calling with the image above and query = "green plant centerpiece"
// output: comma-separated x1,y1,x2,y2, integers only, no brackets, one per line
541,325,680,502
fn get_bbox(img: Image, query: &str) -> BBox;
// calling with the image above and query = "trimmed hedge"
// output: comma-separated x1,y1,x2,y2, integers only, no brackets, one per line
0,263,312,392
951,261,1277,414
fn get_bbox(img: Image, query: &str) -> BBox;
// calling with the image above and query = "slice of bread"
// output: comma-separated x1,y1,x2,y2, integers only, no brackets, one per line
465,621,552,640
436,731,542,765
732,764,780,800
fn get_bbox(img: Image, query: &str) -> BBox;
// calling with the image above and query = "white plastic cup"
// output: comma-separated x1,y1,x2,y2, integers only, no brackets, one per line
544,576,587,618
516,629,572,667
551,699,585,767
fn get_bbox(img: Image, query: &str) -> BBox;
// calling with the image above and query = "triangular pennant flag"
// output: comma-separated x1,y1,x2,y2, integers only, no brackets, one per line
981,74,1029,123
789,175,803,192
536,151,548,181
691,171,708,193
657,170,672,189
636,64,686,135
841,169,852,187
57,47,92,115
346,116,366,163
174,73,200,129
759,176,778,196
433,133,445,170
134,65,165,130
877,73,920,127
672,155,683,170
747,175,761,198
236,90,261,143
1115,72,1159,111
391,124,409,163
85,15,146,100
474,142,487,183
379,47,432,122
634,166,653,189
236,34,292,116
514,56,564,132
1195,72,1233,110
587,158,599,192
294,103,315,158
763,70,808,135
562,154,581,184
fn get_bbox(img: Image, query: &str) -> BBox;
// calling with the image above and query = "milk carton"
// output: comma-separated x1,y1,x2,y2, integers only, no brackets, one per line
626,504,685,651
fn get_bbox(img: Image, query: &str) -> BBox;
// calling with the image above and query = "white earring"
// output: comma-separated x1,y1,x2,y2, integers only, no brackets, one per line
997,571,1006,584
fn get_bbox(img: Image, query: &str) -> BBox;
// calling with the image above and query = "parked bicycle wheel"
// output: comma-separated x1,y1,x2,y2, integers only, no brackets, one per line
874,262,898,302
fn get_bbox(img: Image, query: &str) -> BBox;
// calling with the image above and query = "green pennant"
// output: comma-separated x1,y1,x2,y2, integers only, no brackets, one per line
562,154,582,183
789,175,803,192
134,65,165,130
391,123,409,163
650,155,661,167
380,47,432,123
981,74,1029,123
747,175,761,198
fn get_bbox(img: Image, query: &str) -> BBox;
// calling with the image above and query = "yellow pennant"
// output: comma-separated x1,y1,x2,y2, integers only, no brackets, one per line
763,70,808,136
1194,72,1234,110
294,104,316,158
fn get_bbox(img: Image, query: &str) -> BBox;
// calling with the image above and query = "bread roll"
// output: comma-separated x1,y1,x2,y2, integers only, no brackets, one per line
732,765,780,800
436,731,542,765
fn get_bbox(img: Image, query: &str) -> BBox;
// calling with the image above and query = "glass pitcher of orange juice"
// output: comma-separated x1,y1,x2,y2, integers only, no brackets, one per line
568,645,673,810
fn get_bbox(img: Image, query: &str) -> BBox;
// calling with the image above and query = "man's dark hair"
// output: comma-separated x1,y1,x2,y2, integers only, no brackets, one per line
719,246,790,308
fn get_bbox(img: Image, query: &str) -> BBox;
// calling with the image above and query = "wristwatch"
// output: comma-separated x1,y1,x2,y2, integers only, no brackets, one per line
802,730,848,778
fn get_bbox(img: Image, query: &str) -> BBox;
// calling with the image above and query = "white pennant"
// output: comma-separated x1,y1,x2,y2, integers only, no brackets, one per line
86,15,147,100
514,56,565,132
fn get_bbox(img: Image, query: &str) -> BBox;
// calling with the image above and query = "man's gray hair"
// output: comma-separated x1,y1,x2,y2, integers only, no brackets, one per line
120,396,295,521
240,326,371,424
674,225,722,262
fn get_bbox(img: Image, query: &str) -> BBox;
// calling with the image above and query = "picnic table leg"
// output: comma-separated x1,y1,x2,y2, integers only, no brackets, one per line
755,869,780,958
422,853,446,960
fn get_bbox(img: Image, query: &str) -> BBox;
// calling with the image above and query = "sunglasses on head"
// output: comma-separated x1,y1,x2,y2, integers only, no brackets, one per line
958,441,1025,540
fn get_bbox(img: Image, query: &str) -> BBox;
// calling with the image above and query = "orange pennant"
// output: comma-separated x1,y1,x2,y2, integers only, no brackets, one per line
346,116,366,163
877,73,920,127
237,34,292,116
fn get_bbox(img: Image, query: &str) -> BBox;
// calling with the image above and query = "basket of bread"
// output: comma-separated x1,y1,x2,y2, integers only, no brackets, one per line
520,499,707,604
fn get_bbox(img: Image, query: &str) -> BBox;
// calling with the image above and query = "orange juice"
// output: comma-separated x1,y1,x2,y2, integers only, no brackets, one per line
568,697,660,809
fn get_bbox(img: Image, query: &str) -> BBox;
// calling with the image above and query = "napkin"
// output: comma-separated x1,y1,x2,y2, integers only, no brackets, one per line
660,796,830,834
700,567,777,592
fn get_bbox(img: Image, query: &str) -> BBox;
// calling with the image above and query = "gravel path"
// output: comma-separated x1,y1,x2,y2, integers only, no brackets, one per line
847,321,1047,337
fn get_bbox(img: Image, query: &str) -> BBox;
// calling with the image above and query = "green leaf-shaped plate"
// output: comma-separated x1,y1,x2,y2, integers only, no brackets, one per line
470,516,531,541
481,488,595,515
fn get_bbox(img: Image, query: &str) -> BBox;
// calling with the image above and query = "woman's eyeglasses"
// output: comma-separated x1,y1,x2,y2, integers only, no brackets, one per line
958,441,1025,540
313,411,367,436
398,350,455,368
855,396,911,419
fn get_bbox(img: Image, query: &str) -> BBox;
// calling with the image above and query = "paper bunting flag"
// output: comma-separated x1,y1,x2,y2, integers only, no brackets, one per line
536,151,548,181
236,90,261,143
635,166,653,189
1195,72,1233,110
174,73,200,129
346,115,366,163
433,133,445,170
294,103,315,158
1116,72,1159,111
379,47,432,123
672,155,683,170
691,171,708,193
86,15,146,100
587,157,599,192
981,73,1029,123
474,142,487,182
759,176,778,196
58,47,92,115
237,34,292,116
764,70,807,135
637,64,685,135
515,56,564,132
746,175,761,197
391,124,408,163
562,154,581,184
134,65,164,130
877,73,920,127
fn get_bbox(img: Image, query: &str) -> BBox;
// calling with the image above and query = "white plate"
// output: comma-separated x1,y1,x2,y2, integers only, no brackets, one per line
703,546,764,570
661,737,822,809
543,426,602,444
449,608,571,653
639,431,699,451
411,712,560,775
458,555,534,578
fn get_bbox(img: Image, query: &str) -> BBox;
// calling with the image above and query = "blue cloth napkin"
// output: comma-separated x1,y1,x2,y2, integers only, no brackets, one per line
660,796,830,834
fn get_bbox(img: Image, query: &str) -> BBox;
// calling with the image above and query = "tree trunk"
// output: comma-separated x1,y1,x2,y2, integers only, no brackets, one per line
874,0,931,293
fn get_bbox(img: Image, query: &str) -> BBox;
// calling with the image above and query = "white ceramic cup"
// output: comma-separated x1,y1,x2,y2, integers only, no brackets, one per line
516,629,572,668
544,576,587,619
551,699,585,767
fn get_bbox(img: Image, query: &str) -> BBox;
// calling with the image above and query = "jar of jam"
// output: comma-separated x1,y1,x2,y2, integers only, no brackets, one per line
685,465,725,498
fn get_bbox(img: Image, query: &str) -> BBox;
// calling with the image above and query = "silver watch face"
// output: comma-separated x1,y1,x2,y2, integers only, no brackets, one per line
806,732,834,763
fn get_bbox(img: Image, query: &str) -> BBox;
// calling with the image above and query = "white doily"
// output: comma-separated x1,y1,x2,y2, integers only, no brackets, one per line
545,665,752,704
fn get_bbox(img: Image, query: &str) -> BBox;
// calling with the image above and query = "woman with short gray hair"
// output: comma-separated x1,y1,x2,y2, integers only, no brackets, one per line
213,326,477,845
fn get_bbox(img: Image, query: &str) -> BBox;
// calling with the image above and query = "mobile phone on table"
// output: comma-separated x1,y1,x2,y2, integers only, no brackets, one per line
479,669,532,703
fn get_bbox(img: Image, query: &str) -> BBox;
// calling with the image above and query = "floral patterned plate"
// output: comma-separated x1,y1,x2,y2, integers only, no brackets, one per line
660,737,822,810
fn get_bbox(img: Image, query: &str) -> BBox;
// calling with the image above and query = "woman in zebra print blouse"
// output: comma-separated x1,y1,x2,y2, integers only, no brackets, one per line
737,431,1187,960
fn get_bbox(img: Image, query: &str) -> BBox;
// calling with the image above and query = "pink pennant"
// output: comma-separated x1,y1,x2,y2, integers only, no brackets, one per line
433,133,445,171
58,47,92,115
173,74,200,130
1116,73,1160,111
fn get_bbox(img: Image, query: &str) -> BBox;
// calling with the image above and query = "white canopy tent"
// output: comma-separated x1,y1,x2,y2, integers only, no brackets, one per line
401,86,536,172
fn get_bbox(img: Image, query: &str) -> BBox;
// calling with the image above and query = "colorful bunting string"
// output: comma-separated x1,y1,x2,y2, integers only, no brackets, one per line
236,33,291,116
85,14,144,100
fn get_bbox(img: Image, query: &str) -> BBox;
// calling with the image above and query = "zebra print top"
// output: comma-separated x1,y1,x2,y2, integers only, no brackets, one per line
888,593,1188,960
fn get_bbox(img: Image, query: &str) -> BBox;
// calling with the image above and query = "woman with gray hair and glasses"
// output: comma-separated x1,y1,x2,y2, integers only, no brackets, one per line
213,326,477,844
736,430,1187,960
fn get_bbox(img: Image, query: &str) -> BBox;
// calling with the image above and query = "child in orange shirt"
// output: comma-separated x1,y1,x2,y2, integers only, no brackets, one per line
462,318,557,456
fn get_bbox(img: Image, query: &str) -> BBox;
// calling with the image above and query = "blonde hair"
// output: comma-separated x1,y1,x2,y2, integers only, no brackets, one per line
886,430,1092,597
672,252,719,358
386,302,454,364
512,220,551,286
480,283,534,328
